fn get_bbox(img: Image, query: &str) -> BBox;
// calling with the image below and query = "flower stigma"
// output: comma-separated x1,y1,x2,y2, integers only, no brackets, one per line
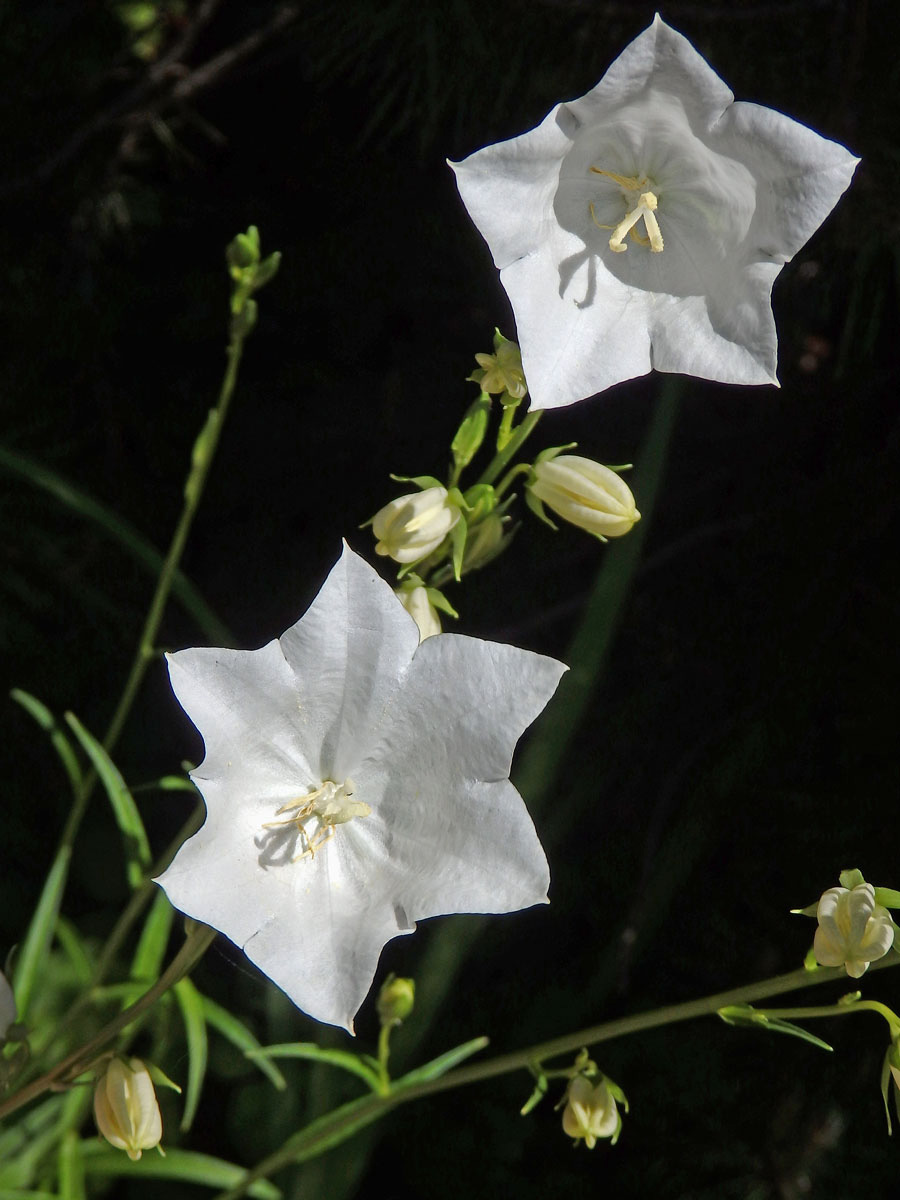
263,778,370,861
589,168,664,254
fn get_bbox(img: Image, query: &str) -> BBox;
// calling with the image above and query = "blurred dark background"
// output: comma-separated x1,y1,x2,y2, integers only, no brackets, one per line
1,1,898,1197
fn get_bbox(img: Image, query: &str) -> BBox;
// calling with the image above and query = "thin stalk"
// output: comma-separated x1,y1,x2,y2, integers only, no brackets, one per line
0,924,217,1122
476,410,542,488
215,959,896,1200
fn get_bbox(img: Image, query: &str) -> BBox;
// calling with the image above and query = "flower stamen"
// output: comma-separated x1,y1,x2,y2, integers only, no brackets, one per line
263,779,370,861
589,167,664,254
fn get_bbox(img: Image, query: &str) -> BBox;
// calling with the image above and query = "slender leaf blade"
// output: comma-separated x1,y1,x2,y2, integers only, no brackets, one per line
174,977,208,1131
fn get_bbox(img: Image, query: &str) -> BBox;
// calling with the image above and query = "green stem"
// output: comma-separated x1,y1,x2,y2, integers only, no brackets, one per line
215,958,899,1199
0,924,216,1122
476,410,543,488
101,323,248,757
748,998,900,1032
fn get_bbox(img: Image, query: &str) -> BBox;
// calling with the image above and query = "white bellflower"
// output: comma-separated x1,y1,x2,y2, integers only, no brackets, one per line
156,545,565,1031
451,15,859,410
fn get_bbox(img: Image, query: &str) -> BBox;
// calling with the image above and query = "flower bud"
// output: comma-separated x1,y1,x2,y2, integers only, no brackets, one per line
561,1076,619,1148
529,455,640,539
376,974,416,1026
0,969,16,1041
395,586,442,641
373,486,461,564
462,513,508,573
93,1057,163,1161
814,882,895,978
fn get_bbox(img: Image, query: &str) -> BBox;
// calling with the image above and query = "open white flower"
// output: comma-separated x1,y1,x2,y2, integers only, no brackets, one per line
156,544,565,1031
451,15,859,410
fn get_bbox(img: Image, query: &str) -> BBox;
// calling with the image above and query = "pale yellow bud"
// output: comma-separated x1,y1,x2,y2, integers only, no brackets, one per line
530,455,640,539
376,974,416,1025
93,1057,163,1161
372,487,461,564
561,1076,619,1148
473,339,527,399
814,883,895,978
395,586,442,641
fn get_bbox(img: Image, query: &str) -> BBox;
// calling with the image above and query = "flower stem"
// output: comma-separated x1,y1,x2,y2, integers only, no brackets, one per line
213,957,898,1199
0,922,216,1121
476,410,543,488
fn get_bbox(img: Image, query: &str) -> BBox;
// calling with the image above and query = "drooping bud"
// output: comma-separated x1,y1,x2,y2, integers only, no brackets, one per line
814,882,895,978
561,1075,620,1148
372,486,461,564
376,974,416,1027
395,586,442,641
528,455,640,539
462,512,509,573
93,1057,163,1161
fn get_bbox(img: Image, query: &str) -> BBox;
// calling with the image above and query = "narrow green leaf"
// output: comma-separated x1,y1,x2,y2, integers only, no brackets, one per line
397,1036,489,1086
130,889,174,984
12,845,71,1021
200,995,286,1090
64,712,151,888
0,1191,59,1199
10,689,82,797
247,1043,381,1091
79,1144,281,1198
0,1097,66,1181
875,887,900,909
174,977,208,1130
717,1006,833,1052
57,1130,87,1200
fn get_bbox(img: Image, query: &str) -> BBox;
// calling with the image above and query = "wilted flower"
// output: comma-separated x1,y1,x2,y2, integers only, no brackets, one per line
93,1058,163,1161
372,486,461,564
156,544,565,1030
814,882,895,978
561,1076,620,1148
395,584,442,641
451,15,859,410
528,454,640,539
0,969,16,1040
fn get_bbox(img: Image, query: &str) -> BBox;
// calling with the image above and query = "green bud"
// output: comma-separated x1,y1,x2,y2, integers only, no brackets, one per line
376,974,415,1026
451,393,491,474
226,227,260,271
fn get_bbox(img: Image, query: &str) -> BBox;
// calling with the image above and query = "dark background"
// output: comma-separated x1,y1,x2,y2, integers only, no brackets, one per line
1,1,898,1197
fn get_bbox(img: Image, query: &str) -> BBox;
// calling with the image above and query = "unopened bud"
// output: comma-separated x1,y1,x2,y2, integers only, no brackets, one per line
94,1058,163,1161
376,975,415,1026
372,487,461,564
814,882,895,978
395,586,442,641
561,1075,619,1148
529,455,639,539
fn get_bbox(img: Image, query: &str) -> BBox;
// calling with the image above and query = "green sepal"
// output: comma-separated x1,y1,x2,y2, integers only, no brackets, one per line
524,485,557,531
449,516,467,582
425,587,459,620
803,945,820,971
790,902,820,918
146,1062,183,1094
533,441,578,467
520,1070,548,1116
717,1005,833,1052
389,473,443,490
451,392,491,474
252,251,282,291
881,1048,895,1135
839,868,866,890
875,887,900,909
460,483,496,519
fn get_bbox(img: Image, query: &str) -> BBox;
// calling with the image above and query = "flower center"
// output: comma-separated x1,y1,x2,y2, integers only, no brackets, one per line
263,779,371,861
589,168,664,254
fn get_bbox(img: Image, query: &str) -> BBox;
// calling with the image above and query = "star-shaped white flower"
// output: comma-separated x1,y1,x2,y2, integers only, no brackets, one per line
156,544,565,1031
451,14,859,410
